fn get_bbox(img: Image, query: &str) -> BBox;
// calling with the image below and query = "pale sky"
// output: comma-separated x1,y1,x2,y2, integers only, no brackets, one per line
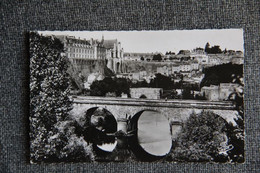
38,29,244,54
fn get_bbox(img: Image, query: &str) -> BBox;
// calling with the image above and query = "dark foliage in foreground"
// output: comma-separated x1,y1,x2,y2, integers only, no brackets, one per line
167,111,229,162
200,65,245,162
29,32,94,163
226,75,244,163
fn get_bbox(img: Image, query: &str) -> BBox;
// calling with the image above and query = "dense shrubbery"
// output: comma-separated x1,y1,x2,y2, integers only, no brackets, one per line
167,111,230,162
90,77,131,97
200,65,245,162
149,73,174,90
226,75,244,162
47,120,95,162
199,64,245,162
29,32,94,163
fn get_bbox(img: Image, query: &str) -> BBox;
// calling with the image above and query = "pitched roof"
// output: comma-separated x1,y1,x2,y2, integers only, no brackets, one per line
66,37,91,45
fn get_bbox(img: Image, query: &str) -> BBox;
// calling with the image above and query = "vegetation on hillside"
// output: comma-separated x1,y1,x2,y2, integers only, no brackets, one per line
88,73,203,100
90,77,131,97
205,42,223,54
200,63,243,87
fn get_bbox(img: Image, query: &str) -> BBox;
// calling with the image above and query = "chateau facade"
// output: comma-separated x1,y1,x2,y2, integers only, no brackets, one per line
54,35,124,73
55,35,124,61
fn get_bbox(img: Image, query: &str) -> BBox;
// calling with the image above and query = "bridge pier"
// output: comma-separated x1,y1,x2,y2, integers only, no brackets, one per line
117,118,128,133
71,96,238,139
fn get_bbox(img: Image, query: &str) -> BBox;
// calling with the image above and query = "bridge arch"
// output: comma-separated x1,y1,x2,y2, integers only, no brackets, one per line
139,94,147,99
81,107,118,153
83,107,117,133
129,109,168,129
128,110,172,161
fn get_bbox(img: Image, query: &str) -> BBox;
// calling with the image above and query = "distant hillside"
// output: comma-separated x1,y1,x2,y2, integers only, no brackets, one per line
200,63,243,87
122,60,175,74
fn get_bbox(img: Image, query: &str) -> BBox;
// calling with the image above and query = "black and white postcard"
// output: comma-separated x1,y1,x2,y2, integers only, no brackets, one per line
29,29,244,163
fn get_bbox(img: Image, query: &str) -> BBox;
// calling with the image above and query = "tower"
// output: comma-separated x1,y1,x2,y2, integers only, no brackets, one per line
101,35,104,44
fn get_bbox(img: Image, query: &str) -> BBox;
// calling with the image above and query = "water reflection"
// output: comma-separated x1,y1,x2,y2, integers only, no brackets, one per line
97,141,117,152
137,111,172,156
87,107,117,152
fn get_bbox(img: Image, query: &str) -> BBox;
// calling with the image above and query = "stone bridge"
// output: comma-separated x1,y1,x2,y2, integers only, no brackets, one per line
70,96,238,158
71,96,238,127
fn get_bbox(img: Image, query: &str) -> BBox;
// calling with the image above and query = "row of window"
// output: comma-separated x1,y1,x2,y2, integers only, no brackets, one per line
68,53,106,59
68,53,93,59
67,47,95,54
67,43,91,48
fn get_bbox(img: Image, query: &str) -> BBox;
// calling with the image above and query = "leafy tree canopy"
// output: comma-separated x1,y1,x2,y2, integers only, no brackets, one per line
169,111,229,162
200,63,243,87
29,32,73,162
150,73,174,90
152,54,162,61
205,42,222,54
90,77,131,97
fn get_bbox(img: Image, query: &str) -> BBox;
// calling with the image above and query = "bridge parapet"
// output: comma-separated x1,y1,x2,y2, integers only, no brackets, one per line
73,96,235,110
70,96,238,127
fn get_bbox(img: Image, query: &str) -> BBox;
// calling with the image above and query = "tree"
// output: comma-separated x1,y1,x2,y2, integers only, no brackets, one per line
166,51,175,55
166,51,174,55
152,54,162,61
226,75,244,163
131,80,149,88
169,111,229,162
114,78,130,96
90,77,131,97
48,120,94,162
210,45,222,54
90,80,108,96
90,77,116,96
182,87,194,99
205,42,222,54
205,42,210,53
29,32,73,162
140,56,144,61
178,50,190,55
200,63,243,88
201,73,220,87
149,73,174,90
